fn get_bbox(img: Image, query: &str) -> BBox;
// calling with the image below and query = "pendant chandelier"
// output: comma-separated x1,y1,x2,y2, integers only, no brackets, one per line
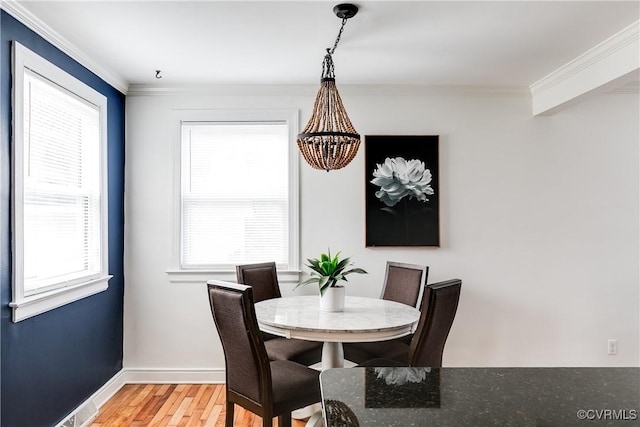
297,3,360,172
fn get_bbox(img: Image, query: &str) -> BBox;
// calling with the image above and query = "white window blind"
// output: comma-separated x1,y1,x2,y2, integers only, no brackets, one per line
181,122,289,268
22,69,102,295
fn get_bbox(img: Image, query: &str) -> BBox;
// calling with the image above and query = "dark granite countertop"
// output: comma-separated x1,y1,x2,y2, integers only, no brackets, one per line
320,367,639,426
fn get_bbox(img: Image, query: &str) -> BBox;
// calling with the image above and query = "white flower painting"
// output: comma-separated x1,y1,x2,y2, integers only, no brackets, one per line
365,135,440,247
371,157,434,207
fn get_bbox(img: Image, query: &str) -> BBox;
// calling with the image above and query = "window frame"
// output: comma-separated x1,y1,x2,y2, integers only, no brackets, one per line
10,41,111,322
167,109,300,285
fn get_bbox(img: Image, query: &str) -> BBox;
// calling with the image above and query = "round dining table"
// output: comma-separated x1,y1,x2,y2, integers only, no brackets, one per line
255,295,420,427
254,295,420,370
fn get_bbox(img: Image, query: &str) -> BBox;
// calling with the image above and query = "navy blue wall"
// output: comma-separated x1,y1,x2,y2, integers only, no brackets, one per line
0,11,125,427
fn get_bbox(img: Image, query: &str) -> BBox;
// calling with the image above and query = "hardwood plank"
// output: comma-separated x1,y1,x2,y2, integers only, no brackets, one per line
186,384,200,398
144,385,178,424
205,404,223,427
134,394,166,423
186,409,204,427
130,384,156,407
147,385,184,426
90,384,311,427
156,384,172,396
126,384,158,423
195,385,216,412
188,384,209,415
98,384,141,421
213,385,225,404
201,386,223,420
168,397,193,426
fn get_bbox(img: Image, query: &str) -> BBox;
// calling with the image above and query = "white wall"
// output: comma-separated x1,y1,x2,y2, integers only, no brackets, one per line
124,86,639,375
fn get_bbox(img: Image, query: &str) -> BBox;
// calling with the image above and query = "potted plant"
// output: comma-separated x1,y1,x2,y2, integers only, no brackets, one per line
295,249,367,312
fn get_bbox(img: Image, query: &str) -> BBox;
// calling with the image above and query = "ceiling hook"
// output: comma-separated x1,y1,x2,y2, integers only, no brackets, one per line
155,70,162,79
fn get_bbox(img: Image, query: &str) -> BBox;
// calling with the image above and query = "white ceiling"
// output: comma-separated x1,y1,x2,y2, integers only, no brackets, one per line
11,1,640,89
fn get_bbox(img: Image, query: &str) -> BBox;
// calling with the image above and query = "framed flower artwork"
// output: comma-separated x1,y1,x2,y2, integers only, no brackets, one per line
365,135,439,247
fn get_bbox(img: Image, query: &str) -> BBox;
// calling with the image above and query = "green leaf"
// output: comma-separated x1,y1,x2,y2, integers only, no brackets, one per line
343,267,367,276
317,261,329,275
293,277,321,290
318,276,329,288
334,257,351,273
319,283,331,296
332,252,342,268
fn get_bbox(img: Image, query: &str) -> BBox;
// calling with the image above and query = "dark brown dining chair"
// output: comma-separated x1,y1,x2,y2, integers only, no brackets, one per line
357,279,462,368
236,262,322,366
207,280,322,427
235,262,281,303
380,261,428,309
343,261,428,363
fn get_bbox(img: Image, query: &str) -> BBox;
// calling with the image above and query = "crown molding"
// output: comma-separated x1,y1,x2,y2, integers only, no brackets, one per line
1,0,129,94
126,84,318,97
127,83,530,97
530,20,639,94
530,20,639,115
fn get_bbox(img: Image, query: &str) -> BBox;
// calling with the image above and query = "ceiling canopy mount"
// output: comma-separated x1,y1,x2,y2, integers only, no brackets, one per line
333,3,358,19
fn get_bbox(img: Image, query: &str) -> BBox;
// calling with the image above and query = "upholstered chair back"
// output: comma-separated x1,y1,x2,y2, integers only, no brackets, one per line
208,281,270,403
381,261,428,309
409,279,462,367
236,262,281,303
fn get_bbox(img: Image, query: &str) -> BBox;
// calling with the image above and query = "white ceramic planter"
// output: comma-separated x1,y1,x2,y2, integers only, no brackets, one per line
320,286,345,312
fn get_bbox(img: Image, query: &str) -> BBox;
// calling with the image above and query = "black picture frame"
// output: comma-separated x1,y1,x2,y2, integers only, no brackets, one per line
365,135,440,247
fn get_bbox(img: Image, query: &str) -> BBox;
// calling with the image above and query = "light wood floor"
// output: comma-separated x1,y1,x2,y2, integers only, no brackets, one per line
89,384,308,427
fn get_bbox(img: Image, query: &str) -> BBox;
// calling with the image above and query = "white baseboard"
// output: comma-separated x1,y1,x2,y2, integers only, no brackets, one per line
123,367,226,384
92,369,128,409
55,370,126,427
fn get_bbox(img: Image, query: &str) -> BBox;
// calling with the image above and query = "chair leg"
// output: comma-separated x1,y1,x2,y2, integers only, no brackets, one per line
225,401,234,426
262,409,273,427
278,413,292,427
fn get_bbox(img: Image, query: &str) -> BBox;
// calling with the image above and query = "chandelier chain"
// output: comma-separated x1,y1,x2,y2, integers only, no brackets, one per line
322,17,348,80
329,17,348,55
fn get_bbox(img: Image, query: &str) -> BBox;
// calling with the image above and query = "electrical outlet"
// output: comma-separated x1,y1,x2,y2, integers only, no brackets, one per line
608,339,618,355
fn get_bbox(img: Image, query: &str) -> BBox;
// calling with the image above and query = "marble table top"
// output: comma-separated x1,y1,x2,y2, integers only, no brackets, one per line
254,296,420,343
320,367,640,426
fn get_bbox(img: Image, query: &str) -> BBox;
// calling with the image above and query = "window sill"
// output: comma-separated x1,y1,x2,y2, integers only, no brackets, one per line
166,269,301,285
10,275,112,322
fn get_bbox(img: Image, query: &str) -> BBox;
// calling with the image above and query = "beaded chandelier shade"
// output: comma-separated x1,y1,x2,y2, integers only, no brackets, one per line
297,4,361,172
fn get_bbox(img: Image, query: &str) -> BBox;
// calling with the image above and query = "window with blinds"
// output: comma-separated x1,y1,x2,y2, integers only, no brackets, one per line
11,41,110,322
180,122,290,268
22,69,102,294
